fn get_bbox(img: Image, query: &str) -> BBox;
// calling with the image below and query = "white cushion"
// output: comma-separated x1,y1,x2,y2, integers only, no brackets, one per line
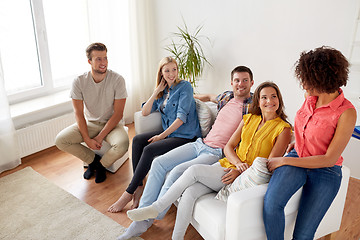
215,157,272,202
195,99,215,137
134,111,162,135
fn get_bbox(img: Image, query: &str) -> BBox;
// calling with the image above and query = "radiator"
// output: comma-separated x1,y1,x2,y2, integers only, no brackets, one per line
16,113,75,158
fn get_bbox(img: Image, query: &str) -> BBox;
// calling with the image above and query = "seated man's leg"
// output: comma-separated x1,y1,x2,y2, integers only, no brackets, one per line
55,122,103,180
102,124,129,167
55,123,96,164
139,140,200,209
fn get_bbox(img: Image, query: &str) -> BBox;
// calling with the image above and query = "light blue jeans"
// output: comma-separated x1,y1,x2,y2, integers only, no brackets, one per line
263,149,342,240
139,138,223,219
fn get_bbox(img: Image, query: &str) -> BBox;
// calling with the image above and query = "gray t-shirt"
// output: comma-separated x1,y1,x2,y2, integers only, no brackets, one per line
70,69,127,123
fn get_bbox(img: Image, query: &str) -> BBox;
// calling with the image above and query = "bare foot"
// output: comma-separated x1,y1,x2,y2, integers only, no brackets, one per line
131,185,144,209
108,191,133,213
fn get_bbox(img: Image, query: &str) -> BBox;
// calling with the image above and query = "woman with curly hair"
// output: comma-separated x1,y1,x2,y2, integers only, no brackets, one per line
263,46,357,240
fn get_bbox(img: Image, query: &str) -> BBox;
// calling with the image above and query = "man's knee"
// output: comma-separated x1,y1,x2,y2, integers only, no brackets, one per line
168,163,189,180
151,154,170,171
111,138,129,157
55,131,68,150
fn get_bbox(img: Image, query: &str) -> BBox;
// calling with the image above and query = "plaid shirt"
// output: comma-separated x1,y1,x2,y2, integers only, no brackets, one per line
215,91,253,115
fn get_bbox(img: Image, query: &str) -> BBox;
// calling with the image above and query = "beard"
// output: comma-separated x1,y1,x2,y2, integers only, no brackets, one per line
93,68,107,75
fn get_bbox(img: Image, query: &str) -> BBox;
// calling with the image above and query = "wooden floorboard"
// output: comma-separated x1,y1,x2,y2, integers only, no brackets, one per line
1,123,359,240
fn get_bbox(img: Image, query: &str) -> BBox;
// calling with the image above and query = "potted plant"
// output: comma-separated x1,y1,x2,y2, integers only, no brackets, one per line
165,21,211,89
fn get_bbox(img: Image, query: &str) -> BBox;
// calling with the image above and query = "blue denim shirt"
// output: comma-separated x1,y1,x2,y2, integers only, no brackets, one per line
151,80,201,139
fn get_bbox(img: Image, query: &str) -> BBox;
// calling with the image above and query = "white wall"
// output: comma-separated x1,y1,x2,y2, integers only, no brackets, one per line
151,0,359,124
150,0,360,177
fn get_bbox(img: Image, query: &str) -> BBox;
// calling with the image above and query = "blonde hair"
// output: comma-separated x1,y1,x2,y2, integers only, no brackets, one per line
155,56,181,99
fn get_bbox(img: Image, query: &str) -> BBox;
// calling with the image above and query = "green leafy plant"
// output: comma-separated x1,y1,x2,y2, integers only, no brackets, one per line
165,21,211,88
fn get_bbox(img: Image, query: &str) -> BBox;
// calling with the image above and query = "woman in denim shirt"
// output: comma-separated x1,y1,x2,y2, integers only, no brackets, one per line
108,56,201,212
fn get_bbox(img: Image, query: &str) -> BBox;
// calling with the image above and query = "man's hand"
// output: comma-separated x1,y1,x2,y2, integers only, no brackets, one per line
221,168,241,185
85,138,101,150
93,135,104,147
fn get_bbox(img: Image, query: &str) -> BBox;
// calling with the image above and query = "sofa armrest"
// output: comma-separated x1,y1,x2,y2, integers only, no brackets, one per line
225,184,268,240
225,165,351,240
134,111,163,135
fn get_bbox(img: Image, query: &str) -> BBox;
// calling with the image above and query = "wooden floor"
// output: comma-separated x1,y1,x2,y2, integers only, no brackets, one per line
1,123,360,240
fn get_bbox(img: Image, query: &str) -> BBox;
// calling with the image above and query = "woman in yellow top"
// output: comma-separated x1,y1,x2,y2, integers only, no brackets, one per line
126,82,292,240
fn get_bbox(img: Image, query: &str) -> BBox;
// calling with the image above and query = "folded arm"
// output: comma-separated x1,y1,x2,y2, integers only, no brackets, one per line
268,108,357,171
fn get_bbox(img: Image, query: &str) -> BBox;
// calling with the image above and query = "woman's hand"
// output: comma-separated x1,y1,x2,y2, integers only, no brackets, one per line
155,79,167,95
234,162,249,173
221,168,241,185
286,142,295,153
267,157,285,172
148,134,165,143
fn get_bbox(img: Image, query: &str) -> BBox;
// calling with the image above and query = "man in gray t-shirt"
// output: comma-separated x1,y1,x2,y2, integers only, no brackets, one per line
55,43,129,183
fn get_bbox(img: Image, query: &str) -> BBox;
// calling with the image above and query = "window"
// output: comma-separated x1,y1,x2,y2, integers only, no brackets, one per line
0,1,43,97
0,0,130,105
42,0,90,88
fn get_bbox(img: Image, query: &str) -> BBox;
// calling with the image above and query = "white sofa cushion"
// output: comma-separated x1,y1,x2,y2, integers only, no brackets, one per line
195,99,216,137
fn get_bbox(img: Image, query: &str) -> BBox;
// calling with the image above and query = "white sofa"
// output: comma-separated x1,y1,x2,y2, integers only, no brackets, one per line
133,102,350,240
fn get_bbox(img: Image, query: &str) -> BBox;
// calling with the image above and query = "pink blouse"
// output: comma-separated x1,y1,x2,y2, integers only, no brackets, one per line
294,89,355,166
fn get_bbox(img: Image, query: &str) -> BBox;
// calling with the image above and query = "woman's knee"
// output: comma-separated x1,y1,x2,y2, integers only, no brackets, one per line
181,164,204,180
181,186,202,203
132,134,145,148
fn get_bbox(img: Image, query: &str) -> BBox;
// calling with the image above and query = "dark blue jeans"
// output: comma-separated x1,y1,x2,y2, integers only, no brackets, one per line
263,149,342,240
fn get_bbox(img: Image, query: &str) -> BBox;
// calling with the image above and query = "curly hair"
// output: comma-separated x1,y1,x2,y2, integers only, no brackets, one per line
294,46,349,93
249,81,288,123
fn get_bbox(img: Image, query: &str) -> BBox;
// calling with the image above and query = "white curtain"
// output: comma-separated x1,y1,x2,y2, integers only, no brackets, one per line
124,0,157,123
87,0,157,124
0,52,21,174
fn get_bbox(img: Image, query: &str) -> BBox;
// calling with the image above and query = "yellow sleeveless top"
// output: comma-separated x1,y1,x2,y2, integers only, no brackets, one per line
219,114,291,169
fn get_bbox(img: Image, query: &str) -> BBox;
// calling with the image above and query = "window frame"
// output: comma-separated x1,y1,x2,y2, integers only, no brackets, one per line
7,0,79,104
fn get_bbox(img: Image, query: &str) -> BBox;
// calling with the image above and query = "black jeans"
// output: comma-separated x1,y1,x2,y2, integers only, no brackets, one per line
127,130,195,194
